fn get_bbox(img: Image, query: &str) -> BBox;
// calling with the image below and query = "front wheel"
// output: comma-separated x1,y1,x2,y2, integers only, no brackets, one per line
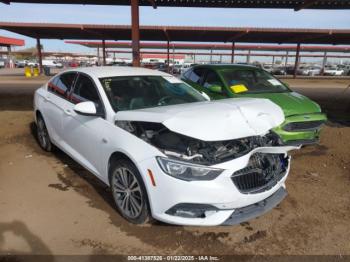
110,159,151,224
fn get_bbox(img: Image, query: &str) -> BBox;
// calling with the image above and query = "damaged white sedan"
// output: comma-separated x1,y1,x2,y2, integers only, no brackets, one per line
34,67,297,226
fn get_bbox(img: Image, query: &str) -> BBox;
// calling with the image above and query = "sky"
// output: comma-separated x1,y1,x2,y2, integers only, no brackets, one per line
0,3,349,62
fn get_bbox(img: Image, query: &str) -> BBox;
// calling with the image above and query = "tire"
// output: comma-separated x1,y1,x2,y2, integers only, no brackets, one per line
110,159,151,224
36,114,53,152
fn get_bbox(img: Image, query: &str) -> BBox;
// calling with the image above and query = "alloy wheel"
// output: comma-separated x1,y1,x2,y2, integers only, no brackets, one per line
112,167,144,219
37,117,48,149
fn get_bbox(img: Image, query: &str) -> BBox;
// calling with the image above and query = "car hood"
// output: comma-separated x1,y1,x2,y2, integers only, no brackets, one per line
239,92,322,117
114,98,284,141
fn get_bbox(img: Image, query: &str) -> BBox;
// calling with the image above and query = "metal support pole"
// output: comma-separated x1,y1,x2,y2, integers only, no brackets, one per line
97,46,100,65
193,53,196,63
321,51,327,75
36,38,43,74
272,55,275,65
6,45,11,68
172,44,175,74
285,51,289,68
102,40,106,66
167,40,170,73
131,0,140,67
246,50,251,64
210,48,213,63
293,43,301,79
231,42,235,64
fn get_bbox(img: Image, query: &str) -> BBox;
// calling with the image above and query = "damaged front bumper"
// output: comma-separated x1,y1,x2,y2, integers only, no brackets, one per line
222,187,287,225
137,145,297,226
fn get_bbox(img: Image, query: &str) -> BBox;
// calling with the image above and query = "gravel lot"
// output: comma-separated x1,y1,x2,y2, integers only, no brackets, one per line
0,72,349,257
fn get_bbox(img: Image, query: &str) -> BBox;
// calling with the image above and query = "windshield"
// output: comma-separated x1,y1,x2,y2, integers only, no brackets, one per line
100,75,206,111
220,68,289,94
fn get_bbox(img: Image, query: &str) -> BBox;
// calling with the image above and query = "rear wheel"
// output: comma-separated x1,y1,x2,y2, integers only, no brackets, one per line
110,159,151,224
36,114,53,152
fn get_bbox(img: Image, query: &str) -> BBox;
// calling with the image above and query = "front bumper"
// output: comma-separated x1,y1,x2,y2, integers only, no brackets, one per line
222,187,287,225
137,146,296,226
272,113,327,145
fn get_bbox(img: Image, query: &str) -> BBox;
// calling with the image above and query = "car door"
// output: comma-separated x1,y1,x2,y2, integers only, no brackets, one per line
201,69,227,99
42,72,77,144
61,73,107,177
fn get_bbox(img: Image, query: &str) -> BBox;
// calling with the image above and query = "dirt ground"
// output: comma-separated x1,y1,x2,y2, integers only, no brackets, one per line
0,73,350,257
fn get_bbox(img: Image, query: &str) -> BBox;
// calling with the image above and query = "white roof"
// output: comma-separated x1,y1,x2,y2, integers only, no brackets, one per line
64,66,171,78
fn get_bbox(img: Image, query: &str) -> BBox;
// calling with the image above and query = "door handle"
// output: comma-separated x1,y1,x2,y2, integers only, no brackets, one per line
64,109,72,116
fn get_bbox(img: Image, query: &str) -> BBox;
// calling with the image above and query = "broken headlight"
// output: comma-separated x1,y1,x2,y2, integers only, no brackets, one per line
156,156,224,181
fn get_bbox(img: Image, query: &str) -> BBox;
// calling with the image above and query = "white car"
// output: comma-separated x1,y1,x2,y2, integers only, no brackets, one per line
298,66,321,76
42,60,63,68
34,67,297,226
323,67,344,76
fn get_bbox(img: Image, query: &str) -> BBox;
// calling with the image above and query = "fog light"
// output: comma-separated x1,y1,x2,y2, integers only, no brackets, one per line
166,203,218,218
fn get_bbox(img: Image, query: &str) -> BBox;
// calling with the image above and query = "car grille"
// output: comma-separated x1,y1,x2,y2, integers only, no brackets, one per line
283,120,325,132
231,153,289,194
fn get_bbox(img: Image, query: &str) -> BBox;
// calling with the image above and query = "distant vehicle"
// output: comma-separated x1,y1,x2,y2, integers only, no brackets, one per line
0,59,5,68
181,64,327,146
270,66,287,76
180,63,197,75
68,61,80,68
261,64,274,73
298,66,321,76
15,60,26,68
170,64,182,75
323,66,344,76
337,64,350,75
15,60,38,68
42,60,63,68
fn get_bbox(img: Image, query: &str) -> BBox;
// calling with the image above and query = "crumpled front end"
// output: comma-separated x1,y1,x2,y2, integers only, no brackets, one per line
113,98,298,226
137,145,295,226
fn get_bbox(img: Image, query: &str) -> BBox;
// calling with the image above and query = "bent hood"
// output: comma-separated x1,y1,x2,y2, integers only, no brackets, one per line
114,98,284,141
241,92,322,117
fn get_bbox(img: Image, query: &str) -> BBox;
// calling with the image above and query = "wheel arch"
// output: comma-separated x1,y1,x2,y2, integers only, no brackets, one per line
107,151,136,185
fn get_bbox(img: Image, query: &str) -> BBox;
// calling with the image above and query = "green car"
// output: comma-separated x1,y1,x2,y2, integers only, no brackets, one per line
181,64,327,146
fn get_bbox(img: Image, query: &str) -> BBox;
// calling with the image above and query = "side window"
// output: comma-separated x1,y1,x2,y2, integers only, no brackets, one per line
203,70,222,89
182,68,192,79
188,68,204,84
48,72,76,99
71,74,104,114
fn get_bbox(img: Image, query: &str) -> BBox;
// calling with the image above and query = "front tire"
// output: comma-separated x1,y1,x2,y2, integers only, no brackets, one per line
110,159,151,224
36,114,53,152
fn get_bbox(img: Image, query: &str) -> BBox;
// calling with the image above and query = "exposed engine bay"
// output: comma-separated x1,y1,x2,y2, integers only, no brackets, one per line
116,121,283,165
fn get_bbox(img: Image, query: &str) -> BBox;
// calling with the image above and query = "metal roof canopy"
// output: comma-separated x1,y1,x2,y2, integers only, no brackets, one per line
2,0,350,70
0,35,24,47
2,0,350,10
108,50,350,59
1,22,349,45
65,40,350,52
0,50,95,57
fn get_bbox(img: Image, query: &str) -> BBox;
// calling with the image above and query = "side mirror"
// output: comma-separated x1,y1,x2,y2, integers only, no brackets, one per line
208,85,222,94
74,101,98,116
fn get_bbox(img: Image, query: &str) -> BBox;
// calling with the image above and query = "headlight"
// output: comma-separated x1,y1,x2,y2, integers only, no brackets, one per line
156,156,223,181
